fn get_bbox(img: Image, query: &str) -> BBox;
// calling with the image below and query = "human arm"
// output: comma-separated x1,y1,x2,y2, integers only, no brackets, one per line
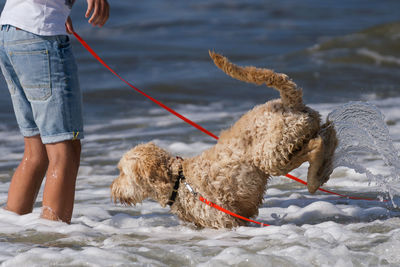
65,16,74,34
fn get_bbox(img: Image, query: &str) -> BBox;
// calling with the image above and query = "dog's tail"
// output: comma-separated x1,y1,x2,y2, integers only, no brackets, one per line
209,51,304,110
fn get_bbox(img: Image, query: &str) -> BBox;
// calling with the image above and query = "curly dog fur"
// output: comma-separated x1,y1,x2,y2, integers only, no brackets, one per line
111,52,338,228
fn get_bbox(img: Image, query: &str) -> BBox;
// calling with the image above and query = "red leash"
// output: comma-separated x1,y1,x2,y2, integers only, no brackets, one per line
73,32,219,140
199,196,270,226
285,174,386,201
73,32,386,226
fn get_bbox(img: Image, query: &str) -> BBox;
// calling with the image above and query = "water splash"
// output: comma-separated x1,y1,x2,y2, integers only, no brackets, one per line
328,102,400,203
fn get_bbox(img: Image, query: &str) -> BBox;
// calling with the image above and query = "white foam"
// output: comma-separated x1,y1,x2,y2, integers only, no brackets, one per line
357,48,400,66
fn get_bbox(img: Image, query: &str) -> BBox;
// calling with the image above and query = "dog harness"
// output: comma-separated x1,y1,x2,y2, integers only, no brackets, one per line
167,157,186,206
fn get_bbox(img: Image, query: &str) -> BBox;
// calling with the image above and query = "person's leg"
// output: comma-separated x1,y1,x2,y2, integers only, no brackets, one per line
6,135,48,214
1,28,84,222
41,140,81,224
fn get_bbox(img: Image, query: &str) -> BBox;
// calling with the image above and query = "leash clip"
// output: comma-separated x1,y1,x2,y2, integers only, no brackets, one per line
184,181,198,197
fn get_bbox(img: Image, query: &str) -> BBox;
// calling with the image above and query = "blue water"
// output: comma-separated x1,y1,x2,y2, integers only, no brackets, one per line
1,0,400,133
0,0,400,265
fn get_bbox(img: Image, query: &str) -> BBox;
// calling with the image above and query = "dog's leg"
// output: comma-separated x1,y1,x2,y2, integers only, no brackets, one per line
306,136,325,193
307,123,338,193
306,123,337,194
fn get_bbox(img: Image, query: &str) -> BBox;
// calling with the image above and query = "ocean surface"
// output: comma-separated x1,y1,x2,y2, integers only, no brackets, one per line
1,0,400,266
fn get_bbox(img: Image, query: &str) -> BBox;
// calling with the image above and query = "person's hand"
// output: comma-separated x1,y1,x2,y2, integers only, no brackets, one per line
86,0,109,27
65,16,74,34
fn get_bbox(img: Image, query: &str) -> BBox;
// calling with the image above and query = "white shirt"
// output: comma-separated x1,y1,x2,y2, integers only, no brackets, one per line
0,0,74,36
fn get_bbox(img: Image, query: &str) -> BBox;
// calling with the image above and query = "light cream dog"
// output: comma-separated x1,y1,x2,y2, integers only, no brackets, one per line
111,52,337,228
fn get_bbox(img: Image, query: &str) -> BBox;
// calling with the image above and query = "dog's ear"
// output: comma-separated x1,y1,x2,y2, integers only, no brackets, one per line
129,143,172,184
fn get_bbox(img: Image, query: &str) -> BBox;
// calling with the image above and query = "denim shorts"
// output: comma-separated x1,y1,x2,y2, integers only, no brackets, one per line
0,25,84,144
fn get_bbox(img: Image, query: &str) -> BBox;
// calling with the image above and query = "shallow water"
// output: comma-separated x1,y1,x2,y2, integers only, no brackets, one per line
1,0,400,266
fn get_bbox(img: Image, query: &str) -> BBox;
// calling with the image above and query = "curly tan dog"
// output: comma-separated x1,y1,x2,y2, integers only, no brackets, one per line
111,52,337,228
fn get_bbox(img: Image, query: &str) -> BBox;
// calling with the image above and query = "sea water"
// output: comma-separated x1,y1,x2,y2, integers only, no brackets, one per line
329,102,400,203
0,0,400,266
